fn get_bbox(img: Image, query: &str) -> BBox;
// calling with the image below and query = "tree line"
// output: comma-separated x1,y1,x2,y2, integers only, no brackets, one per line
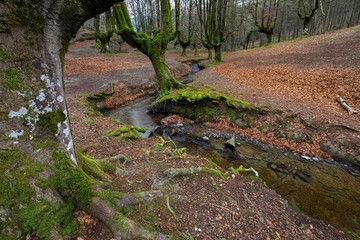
90,0,359,94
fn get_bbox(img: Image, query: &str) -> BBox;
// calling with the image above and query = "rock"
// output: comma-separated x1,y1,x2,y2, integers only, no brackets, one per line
226,136,236,148
301,156,311,161
202,136,209,141
320,141,360,168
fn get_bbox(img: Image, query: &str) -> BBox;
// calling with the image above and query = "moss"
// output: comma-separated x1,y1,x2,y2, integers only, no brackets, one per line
135,126,146,133
153,143,163,151
19,201,75,239
31,135,58,150
201,167,227,180
0,150,77,238
0,111,9,120
75,149,109,180
150,86,263,123
36,109,66,134
0,46,19,62
119,133,140,140
50,151,94,206
97,190,123,208
1,68,26,92
97,158,119,173
0,150,42,207
228,166,246,175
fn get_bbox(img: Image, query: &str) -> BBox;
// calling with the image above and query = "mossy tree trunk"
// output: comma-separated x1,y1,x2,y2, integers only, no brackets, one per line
0,0,149,239
198,0,229,63
94,10,114,53
113,1,180,95
298,0,320,34
175,0,193,57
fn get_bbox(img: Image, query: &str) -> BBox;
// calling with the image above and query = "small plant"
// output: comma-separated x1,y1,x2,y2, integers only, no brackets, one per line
176,148,186,155
275,109,283,114
346,231,360,239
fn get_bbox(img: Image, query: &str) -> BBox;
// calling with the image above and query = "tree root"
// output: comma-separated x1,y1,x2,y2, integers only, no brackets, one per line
115,190,165,208
164,167,202,179
82,197,168,240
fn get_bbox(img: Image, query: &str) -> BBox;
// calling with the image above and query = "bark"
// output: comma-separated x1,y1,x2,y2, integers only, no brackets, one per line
298,0,320,34
113,1,180,95
94,11,114,53
0,0,152,238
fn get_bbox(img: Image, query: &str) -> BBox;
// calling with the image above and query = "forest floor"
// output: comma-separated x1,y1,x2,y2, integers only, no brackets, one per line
63,26,360,239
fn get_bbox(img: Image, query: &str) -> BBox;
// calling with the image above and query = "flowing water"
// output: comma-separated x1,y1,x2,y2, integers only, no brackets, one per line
105,64,360,234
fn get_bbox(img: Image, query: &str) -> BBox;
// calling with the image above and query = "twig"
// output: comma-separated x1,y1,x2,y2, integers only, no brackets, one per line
337,95,357,115
202,203,232,212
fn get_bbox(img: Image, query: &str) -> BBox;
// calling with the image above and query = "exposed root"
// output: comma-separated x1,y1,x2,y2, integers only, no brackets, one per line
115,190,165,208
166,194,178,221
164,167,202,179
82,197,168,240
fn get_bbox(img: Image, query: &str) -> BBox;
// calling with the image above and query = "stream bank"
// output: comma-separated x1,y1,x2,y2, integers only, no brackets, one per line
103,63,360,234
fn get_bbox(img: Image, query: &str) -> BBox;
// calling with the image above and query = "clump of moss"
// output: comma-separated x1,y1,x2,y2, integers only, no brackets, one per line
201,167,227,180
1,68,27,92
19,201,75,239
75,149,109,180
150,86,263,123
36,109,66,134
0,46,19,62
50,151,93,206
228,165,246,175
119,133,140,140
153,143,163,151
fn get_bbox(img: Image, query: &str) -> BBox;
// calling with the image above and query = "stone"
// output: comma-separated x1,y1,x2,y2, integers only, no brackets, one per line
226,136,236,148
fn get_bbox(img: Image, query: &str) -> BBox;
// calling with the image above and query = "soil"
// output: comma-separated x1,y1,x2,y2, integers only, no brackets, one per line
63,28,360,239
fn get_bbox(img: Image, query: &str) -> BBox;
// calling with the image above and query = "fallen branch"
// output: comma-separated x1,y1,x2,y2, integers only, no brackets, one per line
337,95,357,115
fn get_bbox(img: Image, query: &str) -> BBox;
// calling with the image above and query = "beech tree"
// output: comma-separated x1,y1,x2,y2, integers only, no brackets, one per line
298,0,320,34
175,0,193,56
113,0,180,95
198,0,230,63
94,10,114,53
249,0,281,44
0,0,167,239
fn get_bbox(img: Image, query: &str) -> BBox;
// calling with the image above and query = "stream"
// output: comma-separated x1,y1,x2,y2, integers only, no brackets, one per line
104,63,360,234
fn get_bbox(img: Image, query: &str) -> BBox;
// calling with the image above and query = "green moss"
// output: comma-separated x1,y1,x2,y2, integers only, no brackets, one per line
0,150,77,238
50,151,93,206
31,135,58,150
19,201,75,239
97,158,119,173
0,111,9,120
201,167,227,180
75,149,109,180
1,68,26,92
153,143,163,151
97,190,123,208
0,46,19,62
135,126,146,133
151,86,263,123
0,150,41,207
36,109,66,134
228,166,246,175
119,133,140,140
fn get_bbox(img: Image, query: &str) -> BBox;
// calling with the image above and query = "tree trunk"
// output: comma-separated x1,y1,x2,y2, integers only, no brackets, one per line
181,46,187,57
150,54,179,94
214,45,222,62
207,48,213,59
0,0,128,238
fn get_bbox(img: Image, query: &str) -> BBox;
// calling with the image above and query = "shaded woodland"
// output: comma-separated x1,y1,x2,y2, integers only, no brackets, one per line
89,0,360,54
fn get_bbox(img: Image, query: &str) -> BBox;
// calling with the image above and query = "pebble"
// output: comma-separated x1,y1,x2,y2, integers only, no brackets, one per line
202,136,209,141
195,227,202,232
312,157,320,162
301,156,311,160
